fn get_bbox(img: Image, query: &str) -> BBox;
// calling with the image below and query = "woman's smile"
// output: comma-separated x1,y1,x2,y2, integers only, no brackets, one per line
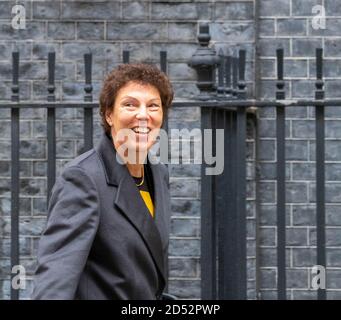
131,126,151,134
131,126,150,146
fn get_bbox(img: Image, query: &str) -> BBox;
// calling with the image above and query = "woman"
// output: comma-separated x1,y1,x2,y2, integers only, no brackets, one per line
32,63,174,300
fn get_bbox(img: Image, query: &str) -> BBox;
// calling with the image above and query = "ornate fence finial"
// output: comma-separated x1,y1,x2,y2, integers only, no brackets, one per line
188,23,219,100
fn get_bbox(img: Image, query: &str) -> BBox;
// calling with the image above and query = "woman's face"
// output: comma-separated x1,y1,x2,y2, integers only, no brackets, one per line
106,81,163,162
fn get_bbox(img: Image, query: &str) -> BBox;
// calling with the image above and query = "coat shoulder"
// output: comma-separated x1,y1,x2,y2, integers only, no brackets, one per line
64,149,97,169
63,149,102,176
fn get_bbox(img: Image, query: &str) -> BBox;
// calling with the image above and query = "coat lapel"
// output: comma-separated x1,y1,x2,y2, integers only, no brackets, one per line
149,158,169,252
95,133,167,287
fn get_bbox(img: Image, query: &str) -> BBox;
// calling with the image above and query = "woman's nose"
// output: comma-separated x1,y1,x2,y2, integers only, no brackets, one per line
136,105,148,119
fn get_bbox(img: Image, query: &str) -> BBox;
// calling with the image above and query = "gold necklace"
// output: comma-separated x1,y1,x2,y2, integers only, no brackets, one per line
135,166,144,187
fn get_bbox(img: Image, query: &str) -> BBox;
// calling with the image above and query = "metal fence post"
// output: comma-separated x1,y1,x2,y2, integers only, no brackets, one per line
189,23,219,300
235,49,247,299
10,51,20,300
276,48,287,300
315,48,326,300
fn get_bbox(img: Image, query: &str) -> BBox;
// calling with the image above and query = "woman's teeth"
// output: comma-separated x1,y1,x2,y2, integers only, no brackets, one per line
132,127,150,134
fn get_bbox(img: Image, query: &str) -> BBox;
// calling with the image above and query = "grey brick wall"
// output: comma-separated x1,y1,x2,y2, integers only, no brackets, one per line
258,0,341,299
1,0,340,300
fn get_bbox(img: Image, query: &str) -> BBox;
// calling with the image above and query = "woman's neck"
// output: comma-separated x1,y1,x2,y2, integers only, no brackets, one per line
126,163,144,178
112,139,148,177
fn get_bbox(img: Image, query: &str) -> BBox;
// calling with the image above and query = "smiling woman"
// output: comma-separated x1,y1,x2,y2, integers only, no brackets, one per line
31,64,174,300
106,81,163,174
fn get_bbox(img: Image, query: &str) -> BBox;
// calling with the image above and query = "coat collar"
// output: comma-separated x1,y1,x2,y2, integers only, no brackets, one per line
95,132,168,290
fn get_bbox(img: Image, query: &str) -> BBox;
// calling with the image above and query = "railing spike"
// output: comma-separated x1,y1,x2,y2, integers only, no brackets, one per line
11,51,20,102
47,51,56,102
84,52,93,102
315,48,324,100
276,48,285,100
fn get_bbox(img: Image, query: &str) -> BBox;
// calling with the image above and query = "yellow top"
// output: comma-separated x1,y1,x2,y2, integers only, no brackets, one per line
133,165,155,219
139,190,154,218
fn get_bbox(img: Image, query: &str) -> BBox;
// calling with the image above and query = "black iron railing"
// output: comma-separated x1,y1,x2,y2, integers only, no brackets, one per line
199,44,330,300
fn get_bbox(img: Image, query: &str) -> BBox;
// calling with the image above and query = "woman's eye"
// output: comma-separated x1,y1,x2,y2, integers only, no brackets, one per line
149,104,160,110
123,103,136,108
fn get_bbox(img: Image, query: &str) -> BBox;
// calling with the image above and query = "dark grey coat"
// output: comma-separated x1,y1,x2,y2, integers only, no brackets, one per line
32,133,170,300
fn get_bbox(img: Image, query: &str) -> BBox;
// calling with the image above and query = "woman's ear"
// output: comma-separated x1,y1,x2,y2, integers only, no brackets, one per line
161,113,166,128
106,112,112,127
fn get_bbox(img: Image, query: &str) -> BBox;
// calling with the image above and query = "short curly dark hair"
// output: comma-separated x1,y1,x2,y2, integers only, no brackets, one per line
99,63,174,134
